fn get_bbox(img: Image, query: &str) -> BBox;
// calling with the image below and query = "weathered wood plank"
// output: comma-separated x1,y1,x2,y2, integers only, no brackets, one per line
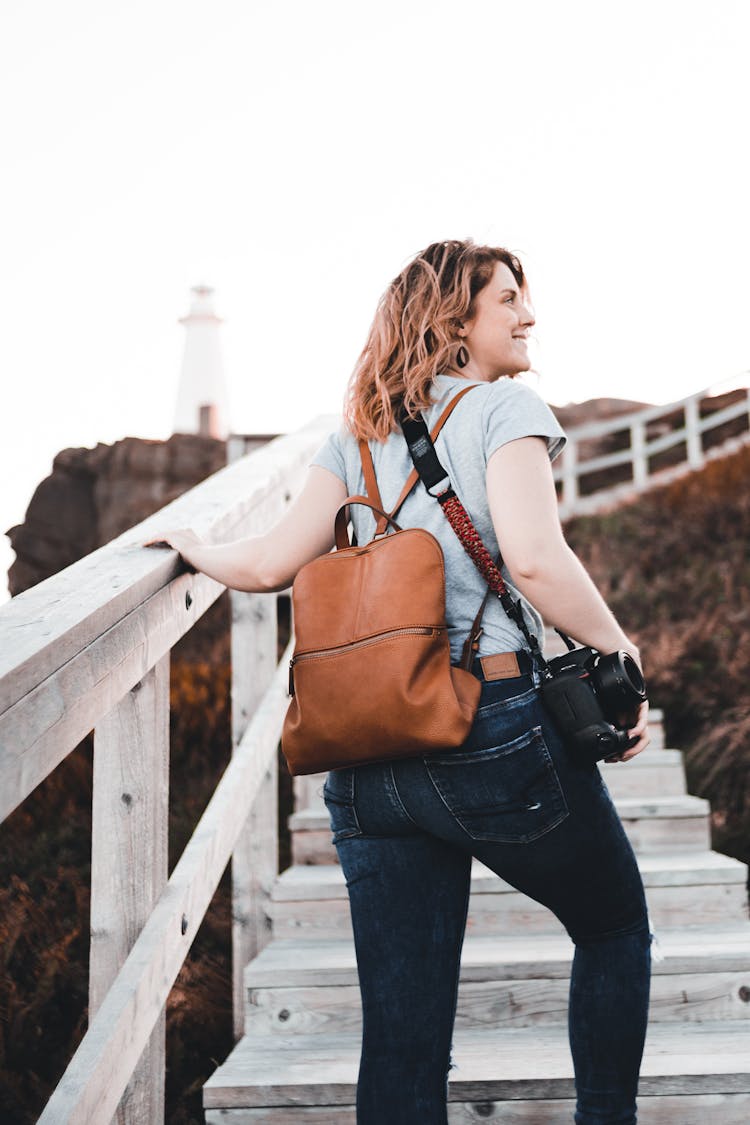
601,761,686,799
36,643,293,1125
0,418,334,707
271,850,747,901
0,417,335,822
204,1092,750,1124
289,749,688,823
289,792,712,865
289,801,736,836
244,929,750,988
293,773,326,813
202,1023,750,1107
244,967,750,1036
450,1094,750,1124
206,1110,356,1124
465,881,747,937
90,654,170,1124
231,591,279,1039
0,570,221,823
270,883,749,941
269,860,749,947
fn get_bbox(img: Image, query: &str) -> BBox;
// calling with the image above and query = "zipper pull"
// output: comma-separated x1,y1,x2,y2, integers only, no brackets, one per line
288,659,295,697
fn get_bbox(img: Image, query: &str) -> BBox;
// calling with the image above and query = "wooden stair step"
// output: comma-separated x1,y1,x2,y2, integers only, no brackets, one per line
607,794,710,852
291,758,690,834
599,751,687,799
273,851,747,899
204,1092,750,1123
203,1021,750,1118
243,928,750,1033
290,792,708,829
291,716,670,813
246,929,750,987
270,852,749,939
289,790,704,832
289,791,710,864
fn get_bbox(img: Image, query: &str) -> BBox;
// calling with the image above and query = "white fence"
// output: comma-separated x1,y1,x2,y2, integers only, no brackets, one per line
553,378,750,518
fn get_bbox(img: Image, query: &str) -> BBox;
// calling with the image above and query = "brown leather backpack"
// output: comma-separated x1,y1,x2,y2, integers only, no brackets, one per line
281,386,485,776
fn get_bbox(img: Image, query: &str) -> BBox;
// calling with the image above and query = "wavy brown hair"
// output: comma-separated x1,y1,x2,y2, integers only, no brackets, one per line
344,239,528,441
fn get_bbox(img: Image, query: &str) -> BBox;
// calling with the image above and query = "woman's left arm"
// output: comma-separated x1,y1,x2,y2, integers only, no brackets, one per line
142,466,348,592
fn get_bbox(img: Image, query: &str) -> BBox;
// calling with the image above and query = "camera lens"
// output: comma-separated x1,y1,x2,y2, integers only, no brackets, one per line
621,653,645,695
593,651,647,713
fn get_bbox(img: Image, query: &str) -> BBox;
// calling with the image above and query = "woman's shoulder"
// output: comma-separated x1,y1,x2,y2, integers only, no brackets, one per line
430,373,553,418
431,374,566,461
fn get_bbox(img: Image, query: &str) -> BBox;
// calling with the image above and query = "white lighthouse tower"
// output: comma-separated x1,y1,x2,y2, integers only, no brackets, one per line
172,285,231,439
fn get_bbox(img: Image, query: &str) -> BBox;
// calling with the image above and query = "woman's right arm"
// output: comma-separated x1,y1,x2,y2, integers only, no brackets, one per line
486,436,649,759
486,436,635,657
143,466,348,592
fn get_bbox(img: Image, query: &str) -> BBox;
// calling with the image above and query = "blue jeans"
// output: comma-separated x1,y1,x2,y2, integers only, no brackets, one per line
323,655,652,1125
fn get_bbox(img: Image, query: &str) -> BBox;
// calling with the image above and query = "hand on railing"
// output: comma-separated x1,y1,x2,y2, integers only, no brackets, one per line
142,529,205,573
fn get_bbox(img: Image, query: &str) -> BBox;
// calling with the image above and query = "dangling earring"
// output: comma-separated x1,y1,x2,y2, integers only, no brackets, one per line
456,343,469,369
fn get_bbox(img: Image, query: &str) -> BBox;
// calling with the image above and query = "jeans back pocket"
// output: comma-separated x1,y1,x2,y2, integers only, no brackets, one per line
322,767,364,843
424,725,569,844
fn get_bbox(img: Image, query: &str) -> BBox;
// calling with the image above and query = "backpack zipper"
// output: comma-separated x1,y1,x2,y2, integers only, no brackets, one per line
288,626,443,696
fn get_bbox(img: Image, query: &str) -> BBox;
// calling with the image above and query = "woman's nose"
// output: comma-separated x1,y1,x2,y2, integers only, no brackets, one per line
520,303,535,327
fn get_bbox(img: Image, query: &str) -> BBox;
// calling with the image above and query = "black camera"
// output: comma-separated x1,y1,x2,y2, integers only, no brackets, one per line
539,646,647,767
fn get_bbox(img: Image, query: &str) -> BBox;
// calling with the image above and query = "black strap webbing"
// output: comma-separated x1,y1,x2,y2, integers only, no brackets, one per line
399,402,552,676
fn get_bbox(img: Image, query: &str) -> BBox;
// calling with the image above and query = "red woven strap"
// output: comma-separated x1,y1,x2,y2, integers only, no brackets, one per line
439,493,509,598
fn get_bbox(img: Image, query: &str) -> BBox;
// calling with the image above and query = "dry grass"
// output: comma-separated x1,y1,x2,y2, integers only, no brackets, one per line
564,445,750,862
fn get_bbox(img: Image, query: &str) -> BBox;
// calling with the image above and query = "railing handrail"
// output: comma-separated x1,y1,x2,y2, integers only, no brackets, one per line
553,371,749,441
36,641,294,1124
0,414,337,715
552,376,750,516
0,413,337,1124
0,414,337,823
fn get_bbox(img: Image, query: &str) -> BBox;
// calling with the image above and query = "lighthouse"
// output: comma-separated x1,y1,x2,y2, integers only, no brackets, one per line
172,285,231,439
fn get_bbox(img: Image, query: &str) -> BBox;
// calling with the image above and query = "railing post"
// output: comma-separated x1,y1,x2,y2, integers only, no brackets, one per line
90,653,170,1125
685,396,704,469
229,590,279,1040
631,419,647,489
561,436,578,516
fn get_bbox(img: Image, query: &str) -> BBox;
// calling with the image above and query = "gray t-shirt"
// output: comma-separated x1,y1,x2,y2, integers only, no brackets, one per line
310,373,567,663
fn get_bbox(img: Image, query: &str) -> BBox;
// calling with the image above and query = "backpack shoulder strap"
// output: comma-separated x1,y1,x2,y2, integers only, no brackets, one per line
358,383,479,535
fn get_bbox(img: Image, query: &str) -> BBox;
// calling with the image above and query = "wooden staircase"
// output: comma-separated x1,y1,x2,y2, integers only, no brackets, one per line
203,708,750,1123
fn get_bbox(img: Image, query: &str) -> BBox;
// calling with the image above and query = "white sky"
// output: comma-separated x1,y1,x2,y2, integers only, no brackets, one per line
2,0,749,603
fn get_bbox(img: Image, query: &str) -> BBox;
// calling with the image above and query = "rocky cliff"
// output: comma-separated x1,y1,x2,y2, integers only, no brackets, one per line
6,432,228,597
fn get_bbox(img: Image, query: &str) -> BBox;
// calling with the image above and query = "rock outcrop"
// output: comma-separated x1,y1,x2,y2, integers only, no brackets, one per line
6,433,228,598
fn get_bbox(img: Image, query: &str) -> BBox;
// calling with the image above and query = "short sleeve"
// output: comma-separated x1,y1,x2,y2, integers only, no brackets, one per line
482,378,566,463
310,426,347,483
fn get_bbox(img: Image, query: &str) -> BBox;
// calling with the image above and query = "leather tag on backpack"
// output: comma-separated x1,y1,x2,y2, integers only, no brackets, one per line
480,652,521,681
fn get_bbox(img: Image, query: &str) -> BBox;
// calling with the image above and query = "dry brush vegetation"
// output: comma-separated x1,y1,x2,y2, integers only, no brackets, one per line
564,444,750,862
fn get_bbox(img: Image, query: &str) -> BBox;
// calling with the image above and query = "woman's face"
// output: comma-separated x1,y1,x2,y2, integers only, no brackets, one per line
456,260,535,382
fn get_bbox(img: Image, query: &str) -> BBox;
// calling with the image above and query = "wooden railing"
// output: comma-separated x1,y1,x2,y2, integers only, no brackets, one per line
0,414,336,1124
553,376,750,518
5,375,750,1121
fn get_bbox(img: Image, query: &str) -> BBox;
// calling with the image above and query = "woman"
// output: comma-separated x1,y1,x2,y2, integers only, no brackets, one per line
145,239,652,1125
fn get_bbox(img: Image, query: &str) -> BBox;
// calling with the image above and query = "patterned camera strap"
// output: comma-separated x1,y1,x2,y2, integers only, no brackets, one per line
397,398,552,678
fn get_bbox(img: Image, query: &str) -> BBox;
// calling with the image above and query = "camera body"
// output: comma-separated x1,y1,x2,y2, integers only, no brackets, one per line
539,647,647,766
